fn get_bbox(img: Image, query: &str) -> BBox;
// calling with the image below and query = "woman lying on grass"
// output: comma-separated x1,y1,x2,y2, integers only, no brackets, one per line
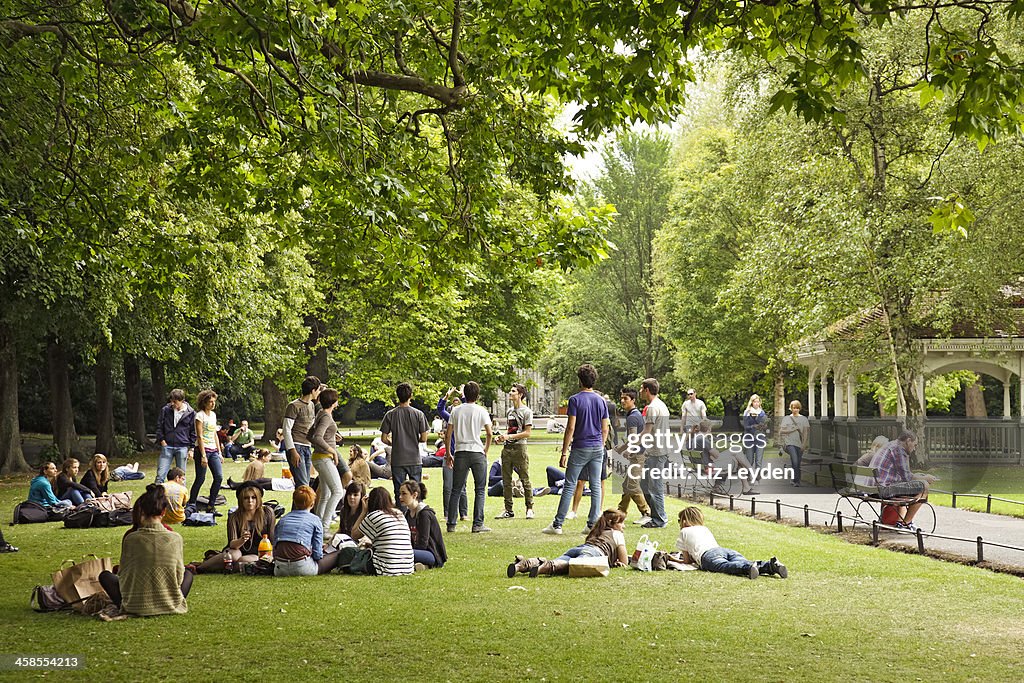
675,506,787,580
99,484,193,616
508,509,628,578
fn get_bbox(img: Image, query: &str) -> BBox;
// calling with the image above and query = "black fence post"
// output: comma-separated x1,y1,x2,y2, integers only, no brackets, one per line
750,498,756,516
987,494,992,514
872,520,878,544
836,510,843,532
709,490,715,506
952,491,957,509
916,528,925,554
729,495,734,511
776,499,782,520
804,505,810,527
977,537,984,563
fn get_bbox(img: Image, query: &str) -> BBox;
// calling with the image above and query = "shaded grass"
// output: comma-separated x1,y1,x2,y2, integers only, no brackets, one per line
0,447,1021,681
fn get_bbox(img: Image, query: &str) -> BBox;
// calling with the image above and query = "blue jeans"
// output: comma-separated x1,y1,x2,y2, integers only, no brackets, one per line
443,465,468,518
291,444,313,488
156,445,189,484
700,547,754,576
640,454,668,527
447,451,487,528
555,544,604,563
189,449,223,507
61,489,93,506
744,442,765,472
392,464,423,503
274,557,318,577
784,445,802,484
413,549,436,567
553,446,604,528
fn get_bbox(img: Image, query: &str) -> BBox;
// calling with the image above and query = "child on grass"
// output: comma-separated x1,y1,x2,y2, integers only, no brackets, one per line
508,509,628,577
676,506,787,580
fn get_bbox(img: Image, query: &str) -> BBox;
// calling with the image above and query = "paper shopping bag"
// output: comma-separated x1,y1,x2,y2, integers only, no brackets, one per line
568,556,610,578
52,555,113,611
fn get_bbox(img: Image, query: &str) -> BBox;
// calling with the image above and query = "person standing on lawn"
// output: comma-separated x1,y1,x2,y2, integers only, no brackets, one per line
543,364,609,535
188,389,224,513
680,388,707,431
638,378,671,529
494,383,535,520
283,376,322,489
380,382,430,502
445,381,493,533
154,389,196,484
614,387,652,525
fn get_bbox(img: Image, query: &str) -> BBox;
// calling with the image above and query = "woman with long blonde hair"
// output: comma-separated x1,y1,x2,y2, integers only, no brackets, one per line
81,454,111,498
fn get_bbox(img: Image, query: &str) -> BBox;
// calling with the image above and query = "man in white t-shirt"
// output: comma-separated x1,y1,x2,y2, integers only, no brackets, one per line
639,378,672,529
444,381,493,533
681,388,707,431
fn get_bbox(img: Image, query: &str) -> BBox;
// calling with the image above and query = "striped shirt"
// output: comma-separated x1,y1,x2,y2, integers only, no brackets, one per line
358,510,414,576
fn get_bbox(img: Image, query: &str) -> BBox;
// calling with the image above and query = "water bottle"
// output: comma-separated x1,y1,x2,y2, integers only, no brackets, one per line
223,553,233,573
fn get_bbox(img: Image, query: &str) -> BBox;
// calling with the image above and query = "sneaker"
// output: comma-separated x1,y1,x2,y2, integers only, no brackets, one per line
770,557,788,579
633,515,653,526
743,489,760,496
525,509,535,519
471,526,492,533
541,525,563,535
446,525,456,533
0,543,18,553
581,525,593,535
495,510,515,519
460,515,469,522
748,564,759,580
535,487,552,497
640,521,666,529
904,521,919,532
566,510,577,520
414,562,428,572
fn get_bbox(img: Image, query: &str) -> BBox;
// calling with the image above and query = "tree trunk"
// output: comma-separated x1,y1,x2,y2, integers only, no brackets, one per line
261,377,288,441
304,315,329,381
47,334,81,458
0,320,30,474
124,355,150,449
340,397,362,426
965,380,987,418
94,346,119,458
773,371,786,442
149,359,166,426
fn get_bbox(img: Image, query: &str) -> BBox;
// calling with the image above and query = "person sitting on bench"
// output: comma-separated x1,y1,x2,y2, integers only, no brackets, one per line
868,430,937,532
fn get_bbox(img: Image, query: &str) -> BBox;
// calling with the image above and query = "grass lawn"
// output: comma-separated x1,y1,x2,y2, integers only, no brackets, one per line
0,445,1022,681
925,464,1024,518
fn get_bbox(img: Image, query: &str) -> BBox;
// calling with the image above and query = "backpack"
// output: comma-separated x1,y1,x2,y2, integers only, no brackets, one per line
63,507,108,529
107,509,133,526
12,501,51,525
263,500,285,519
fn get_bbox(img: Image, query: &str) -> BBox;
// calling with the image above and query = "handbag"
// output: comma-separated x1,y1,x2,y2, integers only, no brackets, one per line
52,554,113,612
568,556,610,577
630,534,658,572
337,546,374,575
30,585,72,612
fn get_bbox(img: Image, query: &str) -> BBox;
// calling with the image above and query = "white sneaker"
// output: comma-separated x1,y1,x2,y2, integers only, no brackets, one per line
525,509,535,519
541,525,563,535
634,515,652,526
566,511,577,520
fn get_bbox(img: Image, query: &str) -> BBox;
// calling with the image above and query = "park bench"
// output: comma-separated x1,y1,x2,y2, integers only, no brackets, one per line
829,463,936,533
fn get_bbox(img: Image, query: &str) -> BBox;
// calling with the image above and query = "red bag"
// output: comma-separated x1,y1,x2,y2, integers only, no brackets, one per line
880,504,901,525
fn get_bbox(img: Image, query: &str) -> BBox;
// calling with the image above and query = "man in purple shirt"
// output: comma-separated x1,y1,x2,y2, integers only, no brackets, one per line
869,430,936,531
543,364,609,535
